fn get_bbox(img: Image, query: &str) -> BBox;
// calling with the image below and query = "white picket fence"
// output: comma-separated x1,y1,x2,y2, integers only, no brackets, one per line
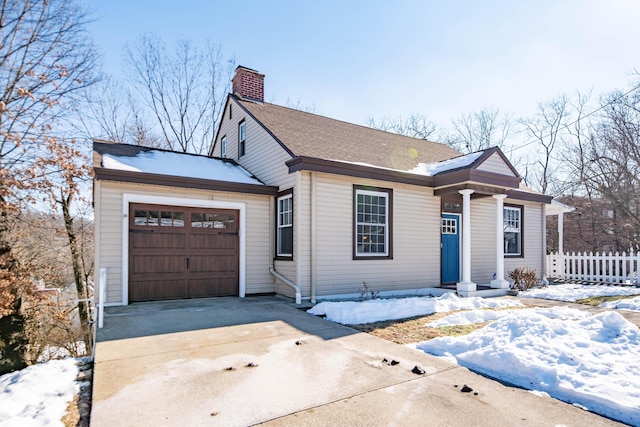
547,251,639,285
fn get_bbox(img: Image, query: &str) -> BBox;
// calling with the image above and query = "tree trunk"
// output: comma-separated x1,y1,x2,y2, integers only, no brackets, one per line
60,190,92,355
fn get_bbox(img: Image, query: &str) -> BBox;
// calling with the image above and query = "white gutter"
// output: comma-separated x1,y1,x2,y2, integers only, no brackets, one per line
311,172,317,303
270,267,302,304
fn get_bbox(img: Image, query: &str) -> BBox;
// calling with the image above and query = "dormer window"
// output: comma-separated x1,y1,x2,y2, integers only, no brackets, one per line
220,136,227,158
238,120,246,157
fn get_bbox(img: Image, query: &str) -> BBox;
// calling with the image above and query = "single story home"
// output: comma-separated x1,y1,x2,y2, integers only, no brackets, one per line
93,66,557,306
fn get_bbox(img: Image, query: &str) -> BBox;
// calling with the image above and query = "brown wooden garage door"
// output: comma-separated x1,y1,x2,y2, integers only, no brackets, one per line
129,203,239,302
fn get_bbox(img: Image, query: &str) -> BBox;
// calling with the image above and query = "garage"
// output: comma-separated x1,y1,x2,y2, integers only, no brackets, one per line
129,203,239,302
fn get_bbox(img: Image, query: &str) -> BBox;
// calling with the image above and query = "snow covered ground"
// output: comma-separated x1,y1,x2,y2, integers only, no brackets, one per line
308,291,640,425
0,358,79,427
519,283,640,302
307,292,523,324
600,295,640,312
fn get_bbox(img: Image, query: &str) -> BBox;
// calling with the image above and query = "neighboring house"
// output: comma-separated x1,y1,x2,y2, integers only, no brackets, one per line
93,66,555,306
547,195,636,254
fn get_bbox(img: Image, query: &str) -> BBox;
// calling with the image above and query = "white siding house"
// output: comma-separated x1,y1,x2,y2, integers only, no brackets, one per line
93,66,554,305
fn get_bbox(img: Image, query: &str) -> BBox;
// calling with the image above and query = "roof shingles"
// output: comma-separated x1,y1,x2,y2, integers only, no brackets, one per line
235,96,461,171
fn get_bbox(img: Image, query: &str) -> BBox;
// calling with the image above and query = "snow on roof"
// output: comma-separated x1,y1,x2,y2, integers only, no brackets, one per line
409,151,483,176
330,151,484,178
102,151,264,185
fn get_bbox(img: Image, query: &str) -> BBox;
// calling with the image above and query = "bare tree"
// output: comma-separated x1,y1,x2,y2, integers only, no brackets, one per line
367,113,438,140
0,0,98,371
77,78,161,147
578,86,640,248
441,107,512,154
519,95,570,195
125,35,234,154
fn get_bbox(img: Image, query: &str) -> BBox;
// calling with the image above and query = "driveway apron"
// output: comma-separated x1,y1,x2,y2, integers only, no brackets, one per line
91,296,624,427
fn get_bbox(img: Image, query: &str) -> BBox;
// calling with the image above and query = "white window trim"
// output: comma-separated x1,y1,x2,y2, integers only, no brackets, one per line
238,121,246,157
121,194,246,305
277,193,293,257
355,188,389,257
221,136,227,158
504,206,522,256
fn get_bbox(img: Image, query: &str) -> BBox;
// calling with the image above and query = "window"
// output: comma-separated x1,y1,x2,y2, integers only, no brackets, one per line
354,186,392,259
220,136,227,158
134,209,184,227
238,120,246,157
276,191,293,258
504,206,522,256
441,218,457,234
229,104,232,119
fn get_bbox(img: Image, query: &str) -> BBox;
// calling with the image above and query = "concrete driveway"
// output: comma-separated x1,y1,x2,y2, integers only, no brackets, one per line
91,296,623,426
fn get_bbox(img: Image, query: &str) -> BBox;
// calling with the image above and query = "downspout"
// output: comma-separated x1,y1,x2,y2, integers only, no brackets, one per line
270,267,301,304
311,172,317,303
542,204,548,281
296,171,303,293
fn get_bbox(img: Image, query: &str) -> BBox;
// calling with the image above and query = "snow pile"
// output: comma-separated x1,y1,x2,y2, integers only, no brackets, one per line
416,309,640,425
0,358,79,427
520,284,640,302
307,293,523,324
102,151,263,185
600,296,640,312
409,152,483,176
425,306,589,327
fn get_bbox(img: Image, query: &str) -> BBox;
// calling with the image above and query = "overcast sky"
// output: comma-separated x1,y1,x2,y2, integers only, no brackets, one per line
88,0,640,129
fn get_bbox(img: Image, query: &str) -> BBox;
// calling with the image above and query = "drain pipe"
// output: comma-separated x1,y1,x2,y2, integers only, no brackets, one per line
270,267,302,304
310,172,317,303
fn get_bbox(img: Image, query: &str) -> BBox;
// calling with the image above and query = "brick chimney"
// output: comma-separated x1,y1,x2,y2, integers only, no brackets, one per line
232,66,264,102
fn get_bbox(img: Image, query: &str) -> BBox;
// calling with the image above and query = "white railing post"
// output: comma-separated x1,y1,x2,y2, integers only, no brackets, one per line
99,268,107,329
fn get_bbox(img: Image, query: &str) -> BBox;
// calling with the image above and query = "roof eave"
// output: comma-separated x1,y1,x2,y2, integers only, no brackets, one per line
286,156,434,187
434,169,522,189
506,189,553,204
93,167,279,196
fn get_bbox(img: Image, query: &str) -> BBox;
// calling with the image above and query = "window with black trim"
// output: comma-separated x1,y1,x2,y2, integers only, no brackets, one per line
354,185,392,259
504,205,523,256
276,191,293,258
238,120,246,157
220,136,227,158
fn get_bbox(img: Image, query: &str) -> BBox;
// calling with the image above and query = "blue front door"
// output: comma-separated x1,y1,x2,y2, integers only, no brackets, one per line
441,213,460,284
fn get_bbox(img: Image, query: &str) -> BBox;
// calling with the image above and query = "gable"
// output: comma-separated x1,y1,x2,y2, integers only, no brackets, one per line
475,151,519,177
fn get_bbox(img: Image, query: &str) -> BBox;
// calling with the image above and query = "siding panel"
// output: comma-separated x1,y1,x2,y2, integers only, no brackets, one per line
213,99,293,187
312,174,441,297
476,153,517,176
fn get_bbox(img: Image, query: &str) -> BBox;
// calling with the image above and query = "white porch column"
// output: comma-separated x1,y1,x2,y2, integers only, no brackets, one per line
491,194,510,289
558,212,564,255
457,189,476,296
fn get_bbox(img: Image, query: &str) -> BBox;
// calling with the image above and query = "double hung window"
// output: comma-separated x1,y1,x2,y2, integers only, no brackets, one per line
276,192,293,258
504,206,522,256
354,186,392,259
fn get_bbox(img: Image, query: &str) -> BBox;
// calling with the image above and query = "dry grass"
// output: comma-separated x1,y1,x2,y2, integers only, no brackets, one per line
349,306,533,345
348,311,490,345
575,294,638,306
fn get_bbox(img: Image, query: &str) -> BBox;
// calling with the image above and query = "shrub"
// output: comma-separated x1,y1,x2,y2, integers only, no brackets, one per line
508,267,539,291
358,281,379,301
